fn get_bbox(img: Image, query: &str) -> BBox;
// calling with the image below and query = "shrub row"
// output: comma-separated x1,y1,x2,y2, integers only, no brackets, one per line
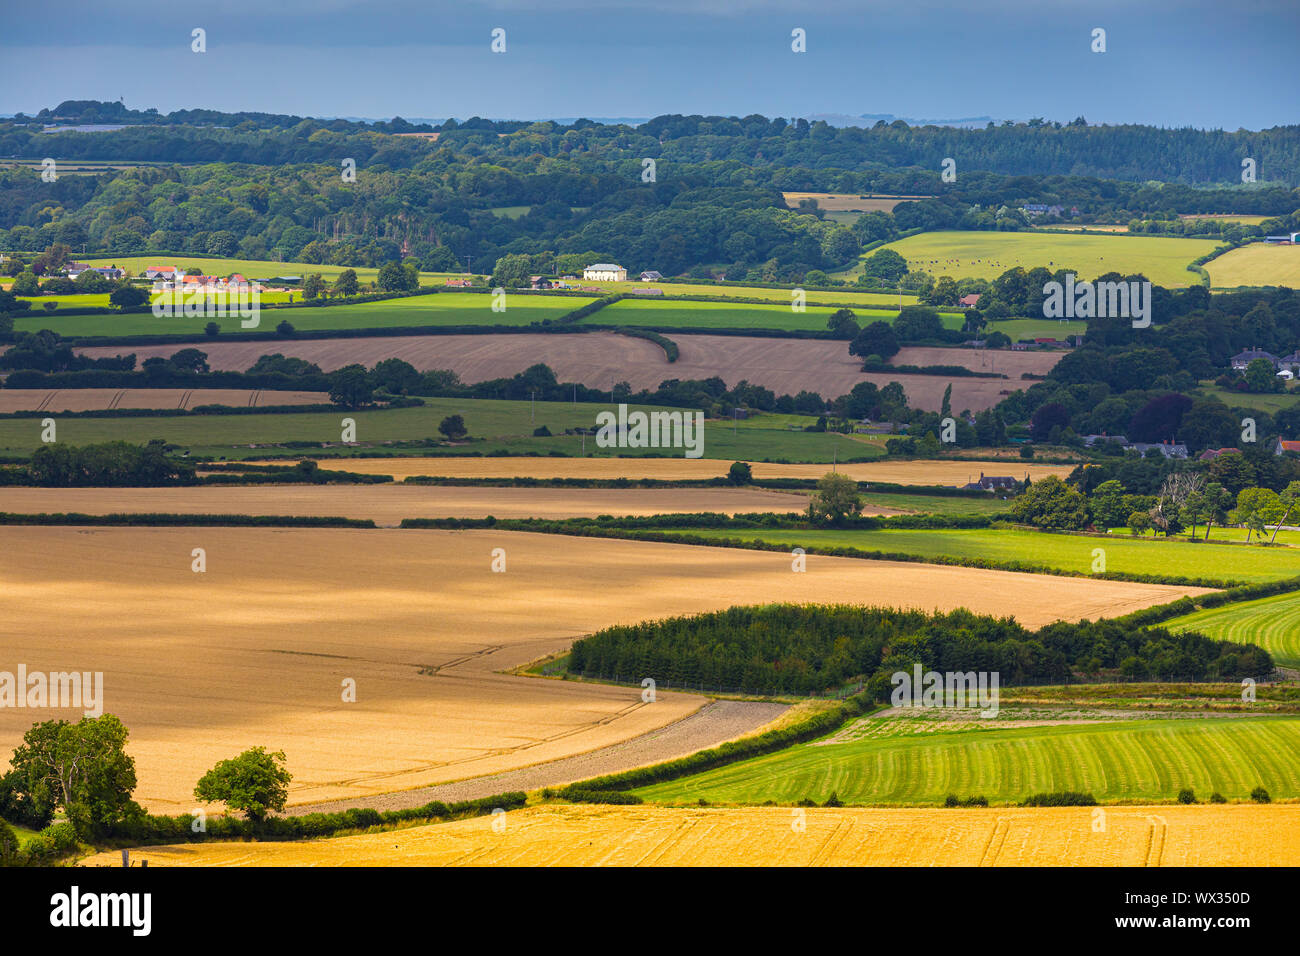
1021,791,1098,807
1117,576,1300,628
860,361,1006,379
98,791,528,847
614,327,679,362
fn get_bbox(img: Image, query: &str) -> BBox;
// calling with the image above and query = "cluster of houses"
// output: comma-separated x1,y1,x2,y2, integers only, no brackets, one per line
143,265,259,294
1084,434,1300,459
63,262,123,281
1230,347,1300,380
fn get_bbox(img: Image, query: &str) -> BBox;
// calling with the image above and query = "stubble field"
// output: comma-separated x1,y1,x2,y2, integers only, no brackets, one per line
76,803,1300,867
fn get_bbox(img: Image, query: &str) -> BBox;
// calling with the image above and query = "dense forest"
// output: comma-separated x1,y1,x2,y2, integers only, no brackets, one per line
2,102,1298,282
567,604,1274,696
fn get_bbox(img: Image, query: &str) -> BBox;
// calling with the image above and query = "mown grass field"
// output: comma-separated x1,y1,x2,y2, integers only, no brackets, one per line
1164,590,1300,668
634,714,1300,805
1206,243,1300,288
599,281,916,307
13,291,592,337
0,397,885,462
651,526,1300,584
838,231,1220,287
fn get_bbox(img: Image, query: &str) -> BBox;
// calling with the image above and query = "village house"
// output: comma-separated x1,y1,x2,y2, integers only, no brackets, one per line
958,293,982,308
583,263,627,282
959,472,1019,492
1275,438,1300,456
1126,440,1189,460
640,270,663,281
1198,447,1241,461
1230,348,1280,370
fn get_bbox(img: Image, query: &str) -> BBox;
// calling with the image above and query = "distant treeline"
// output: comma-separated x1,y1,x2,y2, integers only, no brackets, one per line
567,604,1274,696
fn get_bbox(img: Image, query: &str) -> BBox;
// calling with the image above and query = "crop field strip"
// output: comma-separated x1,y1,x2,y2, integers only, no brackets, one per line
647,526,1300,585
75,804,1300,867
0,388,328,413
632,716,1300,805
0,525,1204,810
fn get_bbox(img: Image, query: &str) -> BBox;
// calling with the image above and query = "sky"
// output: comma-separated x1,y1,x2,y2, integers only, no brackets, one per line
0,0,1296,129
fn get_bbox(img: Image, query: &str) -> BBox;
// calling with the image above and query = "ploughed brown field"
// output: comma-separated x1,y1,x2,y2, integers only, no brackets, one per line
0,526,1203,811
80,333,1041,412
0,484,815,525
289,455,1074,485
78,804,1299,867
0,388,329,413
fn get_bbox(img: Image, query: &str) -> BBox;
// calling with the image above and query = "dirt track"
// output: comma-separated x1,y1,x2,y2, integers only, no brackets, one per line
79,333,1046,411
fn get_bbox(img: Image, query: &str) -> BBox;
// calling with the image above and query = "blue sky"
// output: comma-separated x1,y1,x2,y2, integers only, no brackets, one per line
1,0,1296,128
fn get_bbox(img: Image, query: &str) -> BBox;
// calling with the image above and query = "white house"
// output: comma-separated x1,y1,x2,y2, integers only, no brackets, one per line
583,263,627,282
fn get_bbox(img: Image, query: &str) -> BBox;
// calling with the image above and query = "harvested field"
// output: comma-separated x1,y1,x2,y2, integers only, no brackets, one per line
77,804,1300,867
0,485,814,525
82,332,1026,412
891,346,1064,377
0,388,328,413
0,527,1196,810
1207,243,1300,288
782,192,934,213
297,455,1074,485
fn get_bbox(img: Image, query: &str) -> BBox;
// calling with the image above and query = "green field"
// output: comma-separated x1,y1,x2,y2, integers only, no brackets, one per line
984,318,1088,340
650,526,1300,584
1206,243,1300,289
0,397,885,463
81,255,472,284
633,714,1300,805
1194,385,1300,415
1165,591,1300,668
595,280,918,308
838,231,1221,288
12,292,592,337
861,493,1014,516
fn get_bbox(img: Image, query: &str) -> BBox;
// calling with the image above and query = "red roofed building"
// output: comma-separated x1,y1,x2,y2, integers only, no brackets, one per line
958,293,981,308
1275,438,1300,456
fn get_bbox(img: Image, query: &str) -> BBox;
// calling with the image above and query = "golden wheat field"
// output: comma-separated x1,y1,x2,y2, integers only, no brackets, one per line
77,804,1300,867
0,388,327,413
0,526,1203,812
291,456,1074,484
0,484,815,525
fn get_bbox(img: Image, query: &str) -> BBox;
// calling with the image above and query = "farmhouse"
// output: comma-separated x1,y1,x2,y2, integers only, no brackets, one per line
584,263,627,282
958,293,982,308
529,276,554,290
1275,438,1300,456
640,270,664,281
960,472,1019,492
1083,433,1128,447
144,265,179,280
65,265,123,281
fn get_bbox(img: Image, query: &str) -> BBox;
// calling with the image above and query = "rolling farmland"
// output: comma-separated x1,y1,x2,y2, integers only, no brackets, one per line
634,715,1300,805
0,525,1204,810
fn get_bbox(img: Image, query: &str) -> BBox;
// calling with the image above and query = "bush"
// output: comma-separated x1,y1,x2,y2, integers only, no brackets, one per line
1250,786,1271,804
1021,791,1097,807
532,425,551,437
823,791,843,808
1177,788,1196,804
563,789,643,805
728,461,753,485
944,794,989,807
1209,792,1227,803
276,320,295,337
0,819,19,865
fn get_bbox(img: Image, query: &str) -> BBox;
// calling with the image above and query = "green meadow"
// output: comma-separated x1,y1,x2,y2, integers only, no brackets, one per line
633,714,1300,805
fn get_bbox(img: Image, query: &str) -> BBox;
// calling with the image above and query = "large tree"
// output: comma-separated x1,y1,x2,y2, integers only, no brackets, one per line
194,747,291,823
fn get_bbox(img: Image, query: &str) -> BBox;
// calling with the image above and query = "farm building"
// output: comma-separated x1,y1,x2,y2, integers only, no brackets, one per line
1198,447,1241,461
640,270,664,281
529,276,554,290
1275,438,1300,456
958,293,982,308
1126,441,1189,460
583,263,627,282
959,472,1019,492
